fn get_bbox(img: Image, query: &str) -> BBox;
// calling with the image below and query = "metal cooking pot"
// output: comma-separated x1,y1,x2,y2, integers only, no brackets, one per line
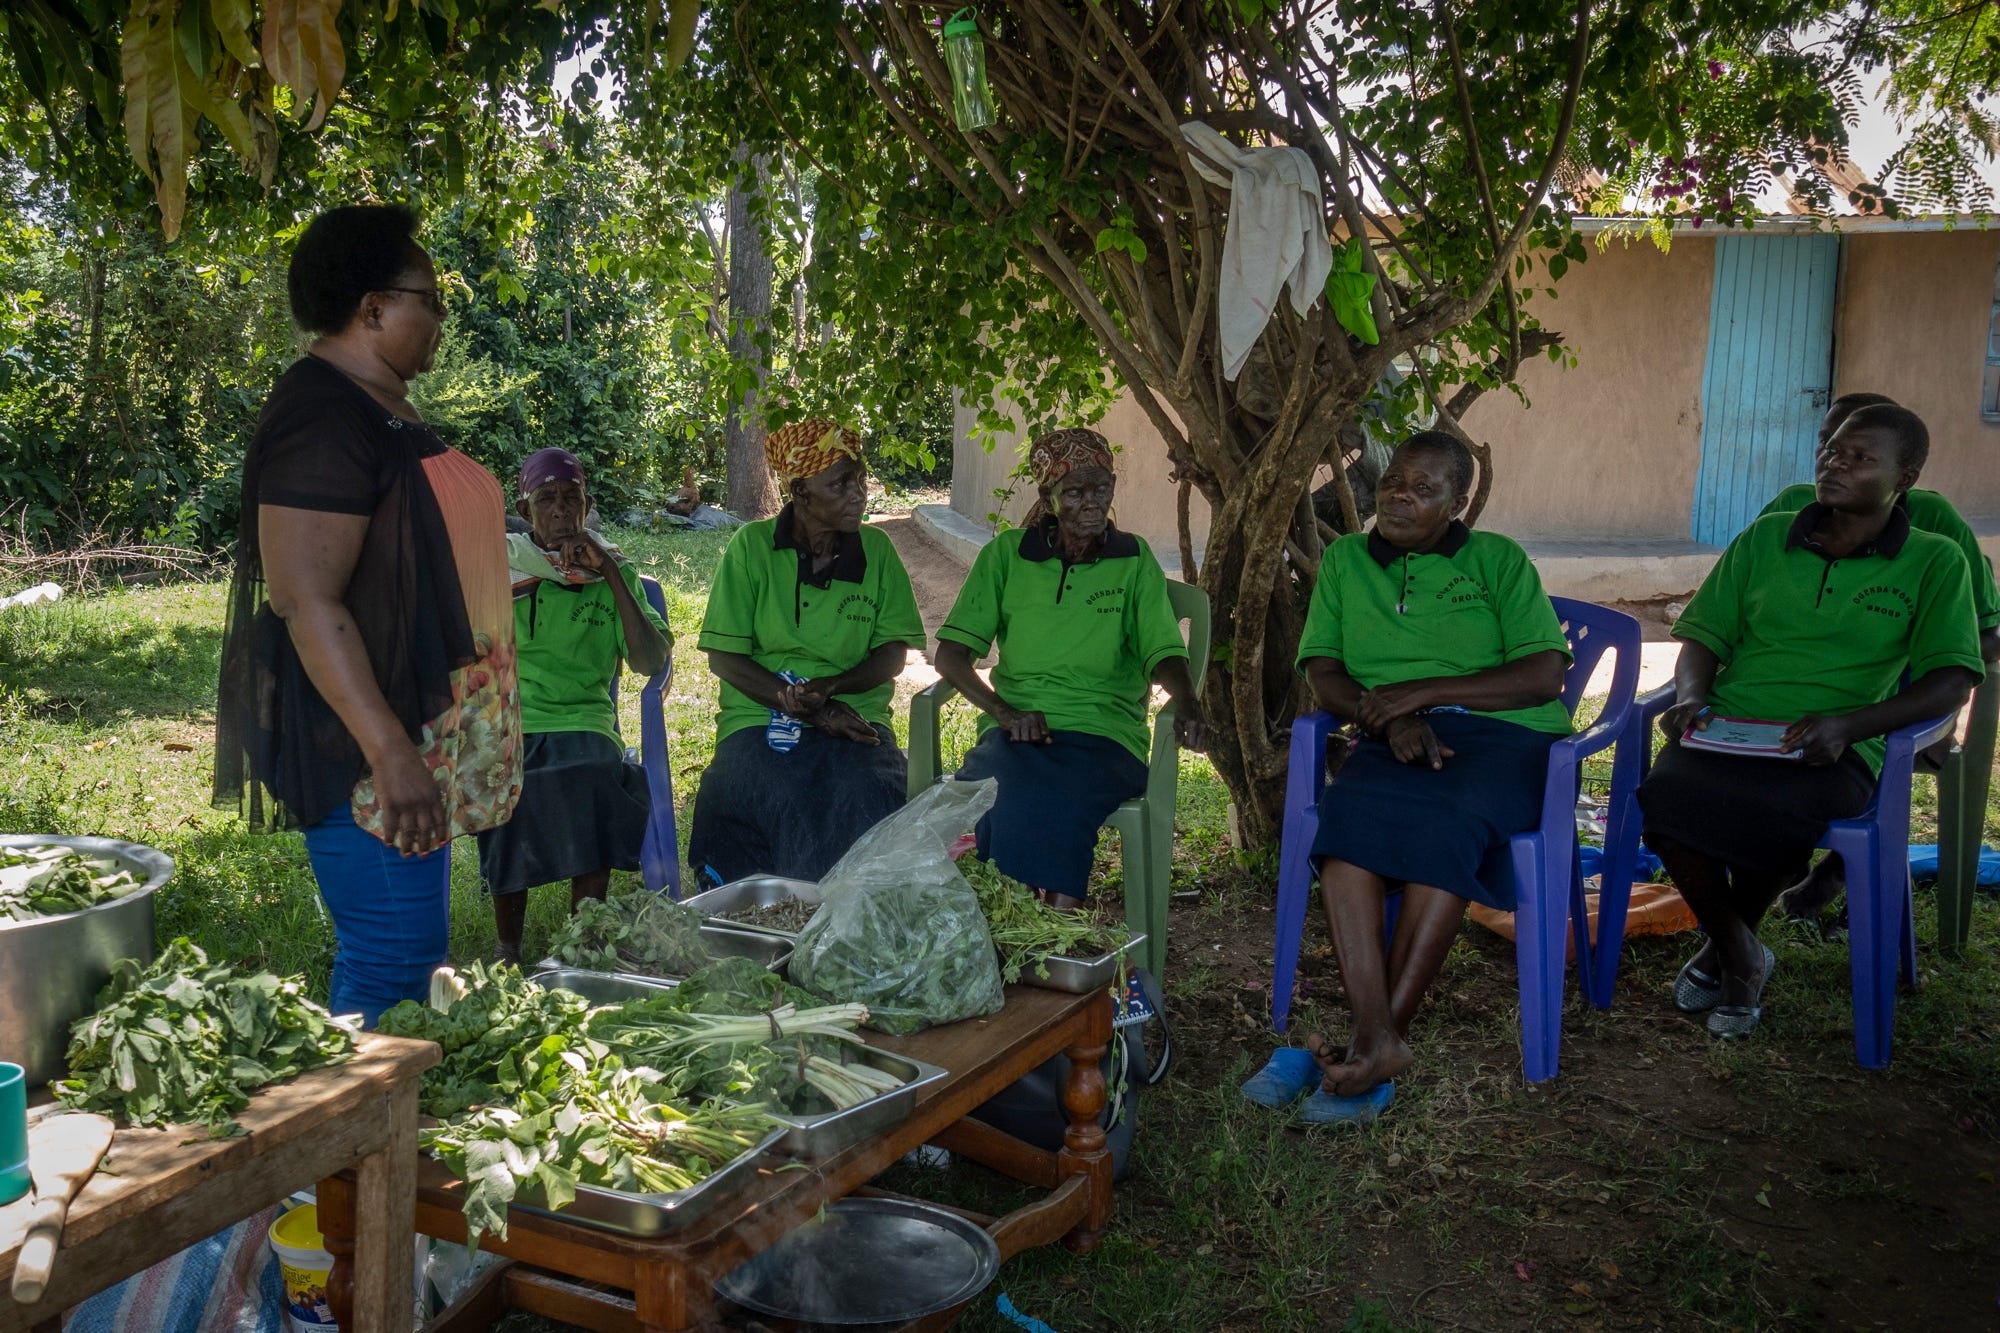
0,835,171,1087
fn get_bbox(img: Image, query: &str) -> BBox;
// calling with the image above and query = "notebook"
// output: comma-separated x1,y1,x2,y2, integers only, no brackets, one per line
1681,715,1803,760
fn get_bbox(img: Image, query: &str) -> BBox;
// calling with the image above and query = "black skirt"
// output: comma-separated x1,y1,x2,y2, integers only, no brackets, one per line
954,729,1149,901
1310,712,1561,911
476,730,649,896
1638,735,1875,877
687,723,909,886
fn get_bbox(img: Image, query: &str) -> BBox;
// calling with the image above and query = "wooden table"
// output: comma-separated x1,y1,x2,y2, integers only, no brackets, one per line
321,984,1114,1332
0,1032,436,1333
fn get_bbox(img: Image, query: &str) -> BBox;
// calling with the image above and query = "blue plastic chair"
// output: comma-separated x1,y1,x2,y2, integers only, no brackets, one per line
1268,597,1642,1083
1604,685,1954,1069
608,576,681,898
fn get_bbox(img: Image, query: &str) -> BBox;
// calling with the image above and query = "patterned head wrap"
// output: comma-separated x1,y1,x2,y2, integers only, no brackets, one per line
766,417,863,486
1024,428,1116,523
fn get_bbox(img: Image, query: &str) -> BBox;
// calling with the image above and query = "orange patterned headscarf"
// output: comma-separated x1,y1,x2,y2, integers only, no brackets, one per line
1024,428,1116,523
766,417,863,486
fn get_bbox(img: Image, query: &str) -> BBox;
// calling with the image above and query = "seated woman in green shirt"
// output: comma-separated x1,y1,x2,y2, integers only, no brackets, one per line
1639,404,1984,1039
478,448,672,963
686,419,926,886
934,429,1208,909
1754,391,2000,923
1246,431,1571,1123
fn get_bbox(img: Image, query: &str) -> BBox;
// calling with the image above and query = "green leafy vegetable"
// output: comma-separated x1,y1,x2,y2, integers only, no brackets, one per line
0,844,142,922
52,938,354,1134
381,962,785,1248
961,856,1131,983
544,891,713,977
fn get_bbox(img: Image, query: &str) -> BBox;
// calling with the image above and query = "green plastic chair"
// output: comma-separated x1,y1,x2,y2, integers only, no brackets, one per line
906,579,1212,978
1936,673,1997,953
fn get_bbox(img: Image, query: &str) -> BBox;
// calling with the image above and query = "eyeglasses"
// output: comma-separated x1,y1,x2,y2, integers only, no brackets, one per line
382,286,447,318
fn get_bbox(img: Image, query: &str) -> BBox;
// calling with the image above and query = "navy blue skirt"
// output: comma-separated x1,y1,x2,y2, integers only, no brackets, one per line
476,730,649,896
688,723,908,886
1638,735,1874,878
1310,712,1561,911
955,729,1148,900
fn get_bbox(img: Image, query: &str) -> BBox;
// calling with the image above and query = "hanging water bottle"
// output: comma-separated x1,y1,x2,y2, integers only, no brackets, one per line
767,670,806,752
942,8,996,132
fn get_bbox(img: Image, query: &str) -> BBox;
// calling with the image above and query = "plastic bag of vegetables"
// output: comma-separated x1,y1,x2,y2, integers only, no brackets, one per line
788,779,1006,1034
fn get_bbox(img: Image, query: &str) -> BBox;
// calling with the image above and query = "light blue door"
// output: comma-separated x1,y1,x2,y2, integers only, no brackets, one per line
1691,233,1839,546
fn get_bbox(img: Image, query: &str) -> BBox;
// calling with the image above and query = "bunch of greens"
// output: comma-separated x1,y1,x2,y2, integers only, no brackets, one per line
53,938,354,1134
961,856,1132,983
586,958,895,1113
382,963,783,1248
376,961,594,1117
544,891,713,978
0,844,142,922
421,1056,778,1247
789,871,1006,1035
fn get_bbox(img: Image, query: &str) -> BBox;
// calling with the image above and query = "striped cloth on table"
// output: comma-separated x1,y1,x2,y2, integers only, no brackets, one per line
63,1203,286,1333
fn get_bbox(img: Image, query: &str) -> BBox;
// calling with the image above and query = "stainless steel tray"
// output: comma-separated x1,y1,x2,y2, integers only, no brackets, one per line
0,835,173,1086
699,921,796,974
679,876,822,939
509,1124,788,1237
465,968,779,1238
715,1196,1002,1324
1017,931,1145,993
527,966,678,1004
530,969,945,1160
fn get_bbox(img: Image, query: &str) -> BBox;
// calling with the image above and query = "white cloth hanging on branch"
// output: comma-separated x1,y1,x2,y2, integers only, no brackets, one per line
1178,121,1333,381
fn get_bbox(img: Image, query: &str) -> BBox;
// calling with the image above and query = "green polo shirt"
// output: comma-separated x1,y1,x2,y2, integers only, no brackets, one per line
1759,484,1999,631
697,508,925,743
1294,523,1574,735
515,562,673,740
935,520,1189,764
1674,505,1986,774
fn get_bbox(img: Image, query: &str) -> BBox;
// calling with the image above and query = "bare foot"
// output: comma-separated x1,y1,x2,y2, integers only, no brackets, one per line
1318,1028,1412,1097
1303,1032,1348,1082
1777,857,1844,921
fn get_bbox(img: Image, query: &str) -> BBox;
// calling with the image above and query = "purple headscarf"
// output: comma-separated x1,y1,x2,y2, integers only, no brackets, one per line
519,447,585,495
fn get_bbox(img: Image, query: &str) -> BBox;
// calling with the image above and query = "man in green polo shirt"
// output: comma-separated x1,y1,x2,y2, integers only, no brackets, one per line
1639,404,1983,1038
478,447,673,963
1753,391,2000,921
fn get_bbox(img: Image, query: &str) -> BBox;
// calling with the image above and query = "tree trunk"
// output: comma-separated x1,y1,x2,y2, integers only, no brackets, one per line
724,145,779,519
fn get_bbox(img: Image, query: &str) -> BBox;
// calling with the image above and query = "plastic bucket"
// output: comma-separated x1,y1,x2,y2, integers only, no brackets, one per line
269,1204,338,1331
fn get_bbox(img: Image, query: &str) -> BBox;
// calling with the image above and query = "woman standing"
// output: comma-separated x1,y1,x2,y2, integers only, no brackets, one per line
686,418,925,885
934,428,1206,909
215,204,521,1026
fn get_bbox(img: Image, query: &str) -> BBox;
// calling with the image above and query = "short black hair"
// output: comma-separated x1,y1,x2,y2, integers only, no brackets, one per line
287,204,426,335
1397,429,1476,500
1839,403,1929,472
1820,391,1897,440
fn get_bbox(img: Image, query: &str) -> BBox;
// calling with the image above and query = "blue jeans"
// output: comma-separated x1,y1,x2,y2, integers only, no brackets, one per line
302,804,451,1027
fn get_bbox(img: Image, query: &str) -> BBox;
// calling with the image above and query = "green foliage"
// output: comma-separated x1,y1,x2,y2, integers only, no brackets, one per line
53,936,354,1133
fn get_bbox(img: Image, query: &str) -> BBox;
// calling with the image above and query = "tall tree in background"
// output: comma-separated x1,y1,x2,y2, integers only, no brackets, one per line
723,146,779,518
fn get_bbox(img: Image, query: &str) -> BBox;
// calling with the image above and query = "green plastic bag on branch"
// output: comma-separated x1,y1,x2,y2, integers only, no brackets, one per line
789,779,1006,1035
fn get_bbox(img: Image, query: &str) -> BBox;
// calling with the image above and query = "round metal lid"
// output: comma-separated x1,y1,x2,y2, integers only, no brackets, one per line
715,1196,1003,1325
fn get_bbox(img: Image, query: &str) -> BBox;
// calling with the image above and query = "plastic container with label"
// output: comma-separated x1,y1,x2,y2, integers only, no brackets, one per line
269,1204,338,1332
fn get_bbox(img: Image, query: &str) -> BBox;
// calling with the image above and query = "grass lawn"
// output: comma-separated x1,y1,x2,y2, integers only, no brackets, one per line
3,530,1998,1331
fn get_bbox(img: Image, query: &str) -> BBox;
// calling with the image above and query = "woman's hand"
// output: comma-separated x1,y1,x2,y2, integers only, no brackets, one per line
777,678,829,718
1357,681,1431,733
1174,702,1211,752
1659,697,1712,742
1780,714,1851,767
1385,715,1454,770
369,739,448,856
808,698,881,745
997,707,1052,744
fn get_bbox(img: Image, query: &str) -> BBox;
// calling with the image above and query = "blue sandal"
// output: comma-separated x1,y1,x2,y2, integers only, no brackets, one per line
1239,1047,1321,1108
1299,1080,1395,1125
